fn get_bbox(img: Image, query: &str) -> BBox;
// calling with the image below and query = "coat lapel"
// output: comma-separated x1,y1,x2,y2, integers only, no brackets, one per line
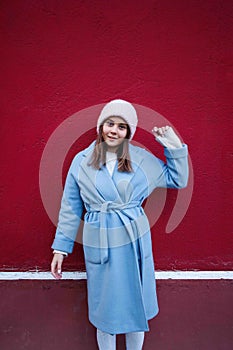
79,142,120,202
79,142,145,204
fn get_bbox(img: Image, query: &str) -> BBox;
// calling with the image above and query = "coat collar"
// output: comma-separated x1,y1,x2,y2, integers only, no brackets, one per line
78,141,145,204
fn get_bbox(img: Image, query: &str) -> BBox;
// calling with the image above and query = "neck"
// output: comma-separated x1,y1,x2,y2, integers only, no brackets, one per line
106,148,117,153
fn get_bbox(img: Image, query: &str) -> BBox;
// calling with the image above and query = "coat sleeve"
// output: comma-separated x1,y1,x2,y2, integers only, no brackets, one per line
143,144,189,190
51,154,84,254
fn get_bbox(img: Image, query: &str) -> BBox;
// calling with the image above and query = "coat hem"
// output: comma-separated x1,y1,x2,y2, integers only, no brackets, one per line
89,309,159,335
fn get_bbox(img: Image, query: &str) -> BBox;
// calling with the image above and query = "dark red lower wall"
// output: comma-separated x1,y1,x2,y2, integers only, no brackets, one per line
1,280,232,350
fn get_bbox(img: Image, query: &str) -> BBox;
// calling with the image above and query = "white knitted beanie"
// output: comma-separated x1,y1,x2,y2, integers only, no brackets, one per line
97,99,138,140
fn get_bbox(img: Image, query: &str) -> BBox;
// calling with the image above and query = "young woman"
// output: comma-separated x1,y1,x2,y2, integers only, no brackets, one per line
51,99,189,349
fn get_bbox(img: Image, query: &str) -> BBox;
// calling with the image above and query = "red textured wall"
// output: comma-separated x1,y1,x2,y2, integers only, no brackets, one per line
1,0,232,271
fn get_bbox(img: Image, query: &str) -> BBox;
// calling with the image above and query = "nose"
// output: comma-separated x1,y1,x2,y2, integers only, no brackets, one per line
110,123,118,133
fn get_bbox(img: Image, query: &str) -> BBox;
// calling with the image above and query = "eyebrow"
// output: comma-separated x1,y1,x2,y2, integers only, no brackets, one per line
107,118,127,125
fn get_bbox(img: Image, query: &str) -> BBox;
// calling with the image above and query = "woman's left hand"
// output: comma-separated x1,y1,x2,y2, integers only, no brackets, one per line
152,126,183,149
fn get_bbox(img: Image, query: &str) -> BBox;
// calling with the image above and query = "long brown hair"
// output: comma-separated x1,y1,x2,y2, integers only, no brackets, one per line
89,123,133,172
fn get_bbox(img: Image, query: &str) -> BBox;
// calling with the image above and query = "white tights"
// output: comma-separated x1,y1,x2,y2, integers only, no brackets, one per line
97,329,145,350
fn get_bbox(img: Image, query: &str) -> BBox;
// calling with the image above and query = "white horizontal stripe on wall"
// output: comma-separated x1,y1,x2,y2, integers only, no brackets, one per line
0,271,233,280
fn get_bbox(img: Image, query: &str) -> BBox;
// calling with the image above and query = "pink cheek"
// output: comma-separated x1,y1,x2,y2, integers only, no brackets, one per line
121,131,127,138
102,128,109,136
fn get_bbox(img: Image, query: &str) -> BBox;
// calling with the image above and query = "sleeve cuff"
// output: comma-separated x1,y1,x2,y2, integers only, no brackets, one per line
53,250,68,257
164,144,188,159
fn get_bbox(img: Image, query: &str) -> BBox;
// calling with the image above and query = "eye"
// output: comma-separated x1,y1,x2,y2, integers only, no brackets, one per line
106,121,114,127
119,124,127,130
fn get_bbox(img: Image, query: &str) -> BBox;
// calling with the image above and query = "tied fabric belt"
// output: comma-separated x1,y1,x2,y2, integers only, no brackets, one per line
89,201,141,264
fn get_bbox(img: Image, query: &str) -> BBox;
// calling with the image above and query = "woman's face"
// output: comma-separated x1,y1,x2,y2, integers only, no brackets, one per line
102,116,128,152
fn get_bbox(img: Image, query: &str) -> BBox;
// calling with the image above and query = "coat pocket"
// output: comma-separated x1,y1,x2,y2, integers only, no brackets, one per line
83,245,102,264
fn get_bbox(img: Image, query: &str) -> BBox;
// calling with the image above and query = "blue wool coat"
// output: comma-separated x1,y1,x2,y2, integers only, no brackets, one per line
52,141,189,334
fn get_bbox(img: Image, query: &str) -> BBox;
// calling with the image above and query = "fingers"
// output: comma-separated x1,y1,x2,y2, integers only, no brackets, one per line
152,125,170,137
51,254,64,279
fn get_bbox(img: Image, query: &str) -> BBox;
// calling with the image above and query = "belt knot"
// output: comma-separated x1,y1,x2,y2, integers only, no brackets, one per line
89,200,141,264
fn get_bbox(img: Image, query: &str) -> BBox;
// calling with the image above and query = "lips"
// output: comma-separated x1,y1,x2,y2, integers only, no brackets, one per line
107,136,117,140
